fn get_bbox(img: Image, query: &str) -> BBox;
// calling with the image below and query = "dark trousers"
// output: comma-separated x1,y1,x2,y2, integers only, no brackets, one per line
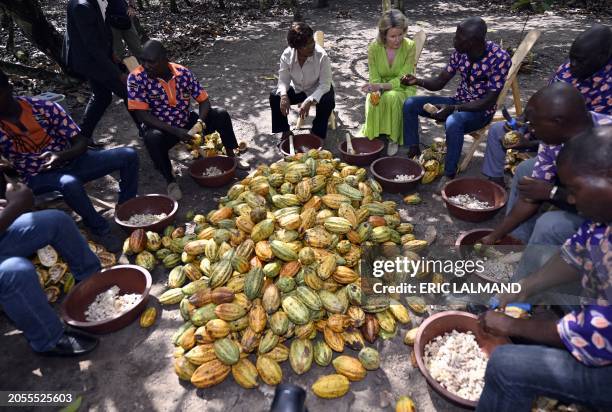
80,73,139,139
269,86,335,139
142,109,238,183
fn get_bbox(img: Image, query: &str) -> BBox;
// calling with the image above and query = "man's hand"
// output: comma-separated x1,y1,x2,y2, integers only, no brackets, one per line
298,100,313,119
5,182,34,212
430,105,455,122
504,131,531,150
400,74,419,86
39,151,63,171
127,5,137,17
479,310,518,337
480,233,500,246
280,95,291,117
518,176,553,202
175,129,193,143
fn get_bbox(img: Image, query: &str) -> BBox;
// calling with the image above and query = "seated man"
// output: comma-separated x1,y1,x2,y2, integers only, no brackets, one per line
0,71,138,252
477,126,612,412
402,17,511,185
481,83,611,282
482,24,612,186
0,182,100,356
128,40,249,201
269,22,335,141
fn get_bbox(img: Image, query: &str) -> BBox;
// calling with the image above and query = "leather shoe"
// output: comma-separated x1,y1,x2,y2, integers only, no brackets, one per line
40,329,99,357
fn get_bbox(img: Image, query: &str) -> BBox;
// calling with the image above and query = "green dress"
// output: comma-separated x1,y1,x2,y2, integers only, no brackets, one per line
361,38,416,145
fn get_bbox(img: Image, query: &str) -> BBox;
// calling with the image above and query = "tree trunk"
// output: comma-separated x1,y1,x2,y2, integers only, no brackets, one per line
0,60,70,83
169,0,179,13
218,0,226,9
0,0,65,70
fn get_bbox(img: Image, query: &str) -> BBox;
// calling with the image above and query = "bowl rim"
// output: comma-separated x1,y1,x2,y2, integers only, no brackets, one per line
455,228,524,283
414,310,511,408
441,177,508,212
60,264,152,328
188,155,238,181
337,137,385,157
370,156,425,183
114,194,178,229
277,133,324,156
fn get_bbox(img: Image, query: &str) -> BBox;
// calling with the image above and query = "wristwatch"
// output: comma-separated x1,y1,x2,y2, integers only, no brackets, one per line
549,185,558,200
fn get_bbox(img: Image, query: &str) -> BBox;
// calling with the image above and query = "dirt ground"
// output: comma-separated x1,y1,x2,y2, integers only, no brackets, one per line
1,1,610,411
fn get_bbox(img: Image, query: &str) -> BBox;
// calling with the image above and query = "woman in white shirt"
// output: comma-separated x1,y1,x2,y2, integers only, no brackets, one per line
270,22,335,140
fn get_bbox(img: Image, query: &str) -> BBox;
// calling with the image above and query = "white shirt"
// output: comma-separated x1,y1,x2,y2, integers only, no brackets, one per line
276,44,333,104
97,0,108,21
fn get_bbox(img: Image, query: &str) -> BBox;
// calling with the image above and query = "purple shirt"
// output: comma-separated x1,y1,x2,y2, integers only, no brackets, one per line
557,221,612,366
445,41,511,117
551,59,612,115
0,97,79,180
530,112,612,182
127,63,208,129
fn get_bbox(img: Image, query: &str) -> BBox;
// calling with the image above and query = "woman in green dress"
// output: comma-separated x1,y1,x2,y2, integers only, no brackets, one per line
361,9,417,155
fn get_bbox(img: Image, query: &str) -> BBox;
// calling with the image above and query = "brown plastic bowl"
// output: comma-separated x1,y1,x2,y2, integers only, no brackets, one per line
60,265,152,334
278,133,323,157
338,138,385,166
414,311,512,409
115,194,178,233
441,177,507,222
455,229,524,283
370,156,425,193
189,156,237,188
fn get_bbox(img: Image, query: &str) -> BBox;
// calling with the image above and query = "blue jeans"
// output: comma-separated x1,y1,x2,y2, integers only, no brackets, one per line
477,345,612,412
0,210,101,352
507,158,584,247
403,96,492,175
481,121,507,178
27,148,139,235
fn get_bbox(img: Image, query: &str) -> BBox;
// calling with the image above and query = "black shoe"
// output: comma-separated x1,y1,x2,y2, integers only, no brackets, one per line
40,329,99,357
487,176,506,187
407,144,421,159
90,232,122,253
87,139,104,150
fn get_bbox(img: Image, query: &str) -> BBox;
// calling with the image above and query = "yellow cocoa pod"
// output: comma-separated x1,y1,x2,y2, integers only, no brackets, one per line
139,307,157,328
231,358,259,389
256,356,282,385
421,170,437,184
396,396,416,412
312,374,350,399
332,355,367,381
404,327,419,346
388,301,411,324
174,356,197,381
190,359,231,388
185,343,217,365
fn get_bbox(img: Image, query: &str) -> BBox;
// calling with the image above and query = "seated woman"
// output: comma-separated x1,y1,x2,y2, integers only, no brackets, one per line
361,9,416,156
269,22,335,140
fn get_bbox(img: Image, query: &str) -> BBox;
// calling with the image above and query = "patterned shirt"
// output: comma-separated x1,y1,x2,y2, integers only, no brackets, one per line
551,59,612,115
127,63,208,129
530,112,612,182
0,97,79,180
445,41,511,117
557,221,612,366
